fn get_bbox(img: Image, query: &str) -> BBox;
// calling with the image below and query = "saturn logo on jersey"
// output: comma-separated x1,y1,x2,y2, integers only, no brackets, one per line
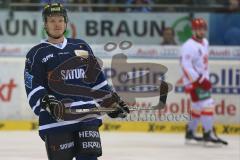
61,68,86,80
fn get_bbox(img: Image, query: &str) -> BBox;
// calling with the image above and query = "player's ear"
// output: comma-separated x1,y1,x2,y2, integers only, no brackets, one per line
44,23,47,30
64,23,67,30
63,23,67,35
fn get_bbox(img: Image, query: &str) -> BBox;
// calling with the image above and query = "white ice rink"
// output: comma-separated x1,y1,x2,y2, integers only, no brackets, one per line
0,131,239,160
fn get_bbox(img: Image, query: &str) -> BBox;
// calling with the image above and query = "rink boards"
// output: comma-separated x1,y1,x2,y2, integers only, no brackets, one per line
0,55,239,134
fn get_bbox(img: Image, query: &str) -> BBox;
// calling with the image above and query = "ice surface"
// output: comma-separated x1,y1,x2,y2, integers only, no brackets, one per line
0,131,239,160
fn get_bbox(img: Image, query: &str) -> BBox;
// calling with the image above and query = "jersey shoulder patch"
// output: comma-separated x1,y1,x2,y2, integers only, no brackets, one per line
24,71,34,89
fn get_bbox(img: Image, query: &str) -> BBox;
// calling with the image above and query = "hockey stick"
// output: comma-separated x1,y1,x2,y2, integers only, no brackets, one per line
65,82,170,115
65,102,165,115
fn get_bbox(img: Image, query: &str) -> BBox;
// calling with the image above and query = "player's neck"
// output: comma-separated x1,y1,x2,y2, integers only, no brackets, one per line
47,36,64,44
192,35,203,44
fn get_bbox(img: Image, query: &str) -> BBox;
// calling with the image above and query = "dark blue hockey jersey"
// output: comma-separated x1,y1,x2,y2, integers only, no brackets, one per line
24,38,112,138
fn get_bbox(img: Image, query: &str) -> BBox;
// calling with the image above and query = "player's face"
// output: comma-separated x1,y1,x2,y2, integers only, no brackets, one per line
163,29,174,43
193,28,207,40
45,15,66,39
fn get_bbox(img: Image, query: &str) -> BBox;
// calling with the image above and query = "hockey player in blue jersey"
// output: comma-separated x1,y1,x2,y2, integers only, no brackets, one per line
24,3,129,160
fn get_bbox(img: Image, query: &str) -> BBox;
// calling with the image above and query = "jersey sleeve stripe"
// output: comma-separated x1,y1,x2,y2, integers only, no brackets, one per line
91,80,108,90
69,100,97,107
27,86,45,102
32,99,40,114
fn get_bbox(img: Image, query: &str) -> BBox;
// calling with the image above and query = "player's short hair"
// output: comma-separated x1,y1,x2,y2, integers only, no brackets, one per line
42,3,68,23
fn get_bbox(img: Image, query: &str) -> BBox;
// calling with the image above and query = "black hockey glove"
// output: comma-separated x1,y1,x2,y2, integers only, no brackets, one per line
107,92,130,118
41,95,65,121
107,101,130,118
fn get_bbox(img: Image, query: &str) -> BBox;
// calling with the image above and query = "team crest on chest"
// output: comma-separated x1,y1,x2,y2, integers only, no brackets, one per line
74,50,88,59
